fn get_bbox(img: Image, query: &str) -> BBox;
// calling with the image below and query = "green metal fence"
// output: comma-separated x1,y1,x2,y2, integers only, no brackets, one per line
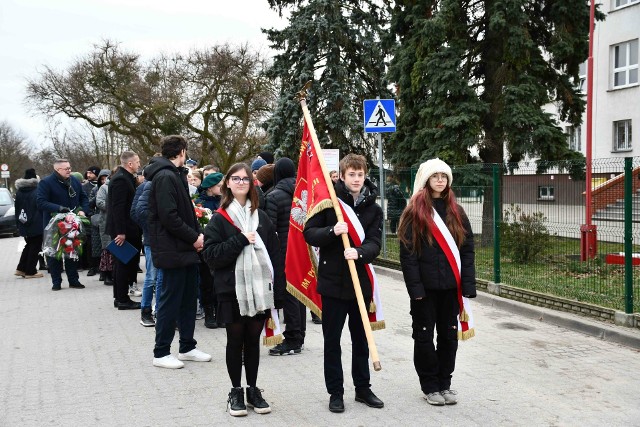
372,157,639,313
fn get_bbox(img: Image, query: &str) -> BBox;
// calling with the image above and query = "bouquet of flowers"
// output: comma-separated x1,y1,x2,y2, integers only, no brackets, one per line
194,203,212,228
42,212,90,260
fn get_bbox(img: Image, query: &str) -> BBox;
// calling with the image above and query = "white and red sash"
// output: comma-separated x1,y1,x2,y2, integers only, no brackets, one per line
430,208,475,340
337,200,385,330
215,208,283,346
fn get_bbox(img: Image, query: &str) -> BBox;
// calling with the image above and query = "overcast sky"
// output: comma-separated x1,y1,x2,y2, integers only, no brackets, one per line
0,0,286,147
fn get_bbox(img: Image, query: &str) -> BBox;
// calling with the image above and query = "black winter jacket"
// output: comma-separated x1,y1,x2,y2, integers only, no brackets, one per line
146,157,201,269
105,166,141,246
399,198,476,299
265,176,294,261
130,180,151,237
303,179,383,301
14,178,42,237
203,208,285,306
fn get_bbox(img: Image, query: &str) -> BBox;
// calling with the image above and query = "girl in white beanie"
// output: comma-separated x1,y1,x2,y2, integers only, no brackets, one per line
397,158,476,406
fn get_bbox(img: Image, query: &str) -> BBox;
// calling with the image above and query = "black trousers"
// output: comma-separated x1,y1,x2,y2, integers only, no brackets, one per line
17,235,43,275
112,244,140,303
410,289,459,394
282,290,307,345
154,265,198,358
321,295,370,395
198,261,216,308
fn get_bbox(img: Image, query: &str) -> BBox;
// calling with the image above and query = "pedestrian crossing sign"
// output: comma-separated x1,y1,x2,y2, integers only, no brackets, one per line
363,99,396,133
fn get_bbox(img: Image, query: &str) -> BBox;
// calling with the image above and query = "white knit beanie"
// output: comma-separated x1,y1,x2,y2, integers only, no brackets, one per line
412,158,453,196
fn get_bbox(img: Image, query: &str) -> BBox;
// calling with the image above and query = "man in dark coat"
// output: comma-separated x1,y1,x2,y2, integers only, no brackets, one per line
146,135,210,369
303,154,384,413
264,157,307,355
15,168,43,278
82,165,101,275
36,159,89,291
106,151,142,310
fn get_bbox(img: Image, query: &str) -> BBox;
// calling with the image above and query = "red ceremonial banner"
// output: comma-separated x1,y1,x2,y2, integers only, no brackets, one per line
285,119,333,317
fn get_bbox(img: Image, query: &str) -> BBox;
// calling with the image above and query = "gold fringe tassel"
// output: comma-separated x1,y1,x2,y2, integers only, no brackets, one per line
460,308,469,323
306,200,335,224
457,328,475,341
263,334,283,347
286,283,322,319
369,320,386,331
266,318,275,330
369,301,376,313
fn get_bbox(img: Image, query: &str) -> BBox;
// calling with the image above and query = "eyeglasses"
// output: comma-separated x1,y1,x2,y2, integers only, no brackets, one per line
230,176,251,184
430,173,448,182
57,167,72,172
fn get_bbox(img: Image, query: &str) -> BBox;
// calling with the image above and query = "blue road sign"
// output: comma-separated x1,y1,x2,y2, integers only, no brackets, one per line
363,99,396,133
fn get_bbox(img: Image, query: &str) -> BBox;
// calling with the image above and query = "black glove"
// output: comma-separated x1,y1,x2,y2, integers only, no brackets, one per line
59,206,71,213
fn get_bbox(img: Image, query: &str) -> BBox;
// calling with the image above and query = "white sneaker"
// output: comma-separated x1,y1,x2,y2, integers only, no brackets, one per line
129,284,142,297
178,348,212,362
153,354,184,369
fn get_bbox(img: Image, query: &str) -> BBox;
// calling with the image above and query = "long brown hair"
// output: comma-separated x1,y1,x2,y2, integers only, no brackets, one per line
397,183,467,254
220,163,259,214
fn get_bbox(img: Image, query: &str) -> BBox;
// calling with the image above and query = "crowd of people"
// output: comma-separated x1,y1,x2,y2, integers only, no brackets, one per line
12,137,476,417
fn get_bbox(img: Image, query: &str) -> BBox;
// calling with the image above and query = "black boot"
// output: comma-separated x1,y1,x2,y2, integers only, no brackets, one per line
227,387,247,417
104,272,114,286
99,271,105,281
246,386,271,414
87,267,97,276
204,305,218,329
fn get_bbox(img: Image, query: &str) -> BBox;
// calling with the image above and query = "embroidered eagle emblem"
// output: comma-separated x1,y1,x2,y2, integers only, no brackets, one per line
291,190,308,226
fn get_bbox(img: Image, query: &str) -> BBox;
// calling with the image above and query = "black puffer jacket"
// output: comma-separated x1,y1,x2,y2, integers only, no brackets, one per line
14,178,41,237
399,198,476,299
264,157,296,272
146,157,201,269
203,208,285,306
303,179,383,301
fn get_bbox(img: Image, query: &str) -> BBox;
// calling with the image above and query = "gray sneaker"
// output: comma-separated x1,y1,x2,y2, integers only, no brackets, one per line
424,392,445,406
440,389,457,405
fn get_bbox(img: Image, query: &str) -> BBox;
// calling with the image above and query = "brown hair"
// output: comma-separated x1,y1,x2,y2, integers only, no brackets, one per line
220,163,259,214
397,185,467,254
339,154,367,176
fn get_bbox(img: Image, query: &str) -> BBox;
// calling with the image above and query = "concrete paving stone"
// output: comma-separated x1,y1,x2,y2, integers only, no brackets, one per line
2,236,640,425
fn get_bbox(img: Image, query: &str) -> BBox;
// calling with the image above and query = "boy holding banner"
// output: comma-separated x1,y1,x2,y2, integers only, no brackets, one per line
398,158,476,406
303,154,384,413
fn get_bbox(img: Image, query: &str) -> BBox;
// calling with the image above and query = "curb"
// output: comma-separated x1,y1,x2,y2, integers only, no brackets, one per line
375,266,640,351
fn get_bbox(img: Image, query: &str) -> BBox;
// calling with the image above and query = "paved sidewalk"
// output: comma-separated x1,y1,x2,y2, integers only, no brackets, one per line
1,236,639,426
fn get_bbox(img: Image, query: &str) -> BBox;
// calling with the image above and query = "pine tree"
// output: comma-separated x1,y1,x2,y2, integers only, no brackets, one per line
263,0,392,161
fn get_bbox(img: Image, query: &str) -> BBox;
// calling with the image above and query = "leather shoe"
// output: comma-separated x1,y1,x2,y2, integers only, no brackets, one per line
329,394,344,413
118,300,141,310
355,389,384,408
69,283,85,289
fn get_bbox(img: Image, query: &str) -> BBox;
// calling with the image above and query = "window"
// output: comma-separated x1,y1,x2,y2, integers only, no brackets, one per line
612,39,639,88
538,186,554,201
567,126,582,151
613,120,632,151
614,0,639,9
578,62,587,93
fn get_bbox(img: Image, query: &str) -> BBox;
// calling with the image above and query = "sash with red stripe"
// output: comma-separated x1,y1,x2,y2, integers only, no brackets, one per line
429,208,475,340
337,200,385,330
214,207,283,346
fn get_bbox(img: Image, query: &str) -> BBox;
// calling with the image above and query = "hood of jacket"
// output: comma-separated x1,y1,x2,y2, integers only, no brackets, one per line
144,156,185,181
15,177,39,191
273,157,295,186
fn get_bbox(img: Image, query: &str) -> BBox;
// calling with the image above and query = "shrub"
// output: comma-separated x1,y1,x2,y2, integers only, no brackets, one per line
502,204,550,263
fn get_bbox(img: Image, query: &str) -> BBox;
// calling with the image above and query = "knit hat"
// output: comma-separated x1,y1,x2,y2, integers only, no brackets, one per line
71,172,84,182
258,151,275,164
201,172,224,189
273,157,295,186
186,158,198,167
256,164,275,187
86,166,100,178
251,158,267,172
412,158,453,196
24,168,37,179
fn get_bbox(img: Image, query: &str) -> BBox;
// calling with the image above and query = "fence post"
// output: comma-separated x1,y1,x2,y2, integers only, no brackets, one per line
493,164,501,284
624,157,634,314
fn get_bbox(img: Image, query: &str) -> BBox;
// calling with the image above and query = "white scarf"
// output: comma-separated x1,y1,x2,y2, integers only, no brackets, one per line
226,199,274,317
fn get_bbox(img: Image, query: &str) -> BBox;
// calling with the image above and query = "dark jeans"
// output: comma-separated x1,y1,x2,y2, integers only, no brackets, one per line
153,265,198,358
410,289,459,394
321,295,370,395
283,290,307,346
47,256,80,287
112,245,140,303
17,235,43,275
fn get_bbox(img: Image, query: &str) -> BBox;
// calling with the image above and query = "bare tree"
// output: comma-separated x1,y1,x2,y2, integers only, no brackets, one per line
0,121,35,189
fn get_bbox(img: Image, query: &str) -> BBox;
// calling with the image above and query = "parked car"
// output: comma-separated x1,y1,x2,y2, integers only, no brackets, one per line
0,188,19,237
